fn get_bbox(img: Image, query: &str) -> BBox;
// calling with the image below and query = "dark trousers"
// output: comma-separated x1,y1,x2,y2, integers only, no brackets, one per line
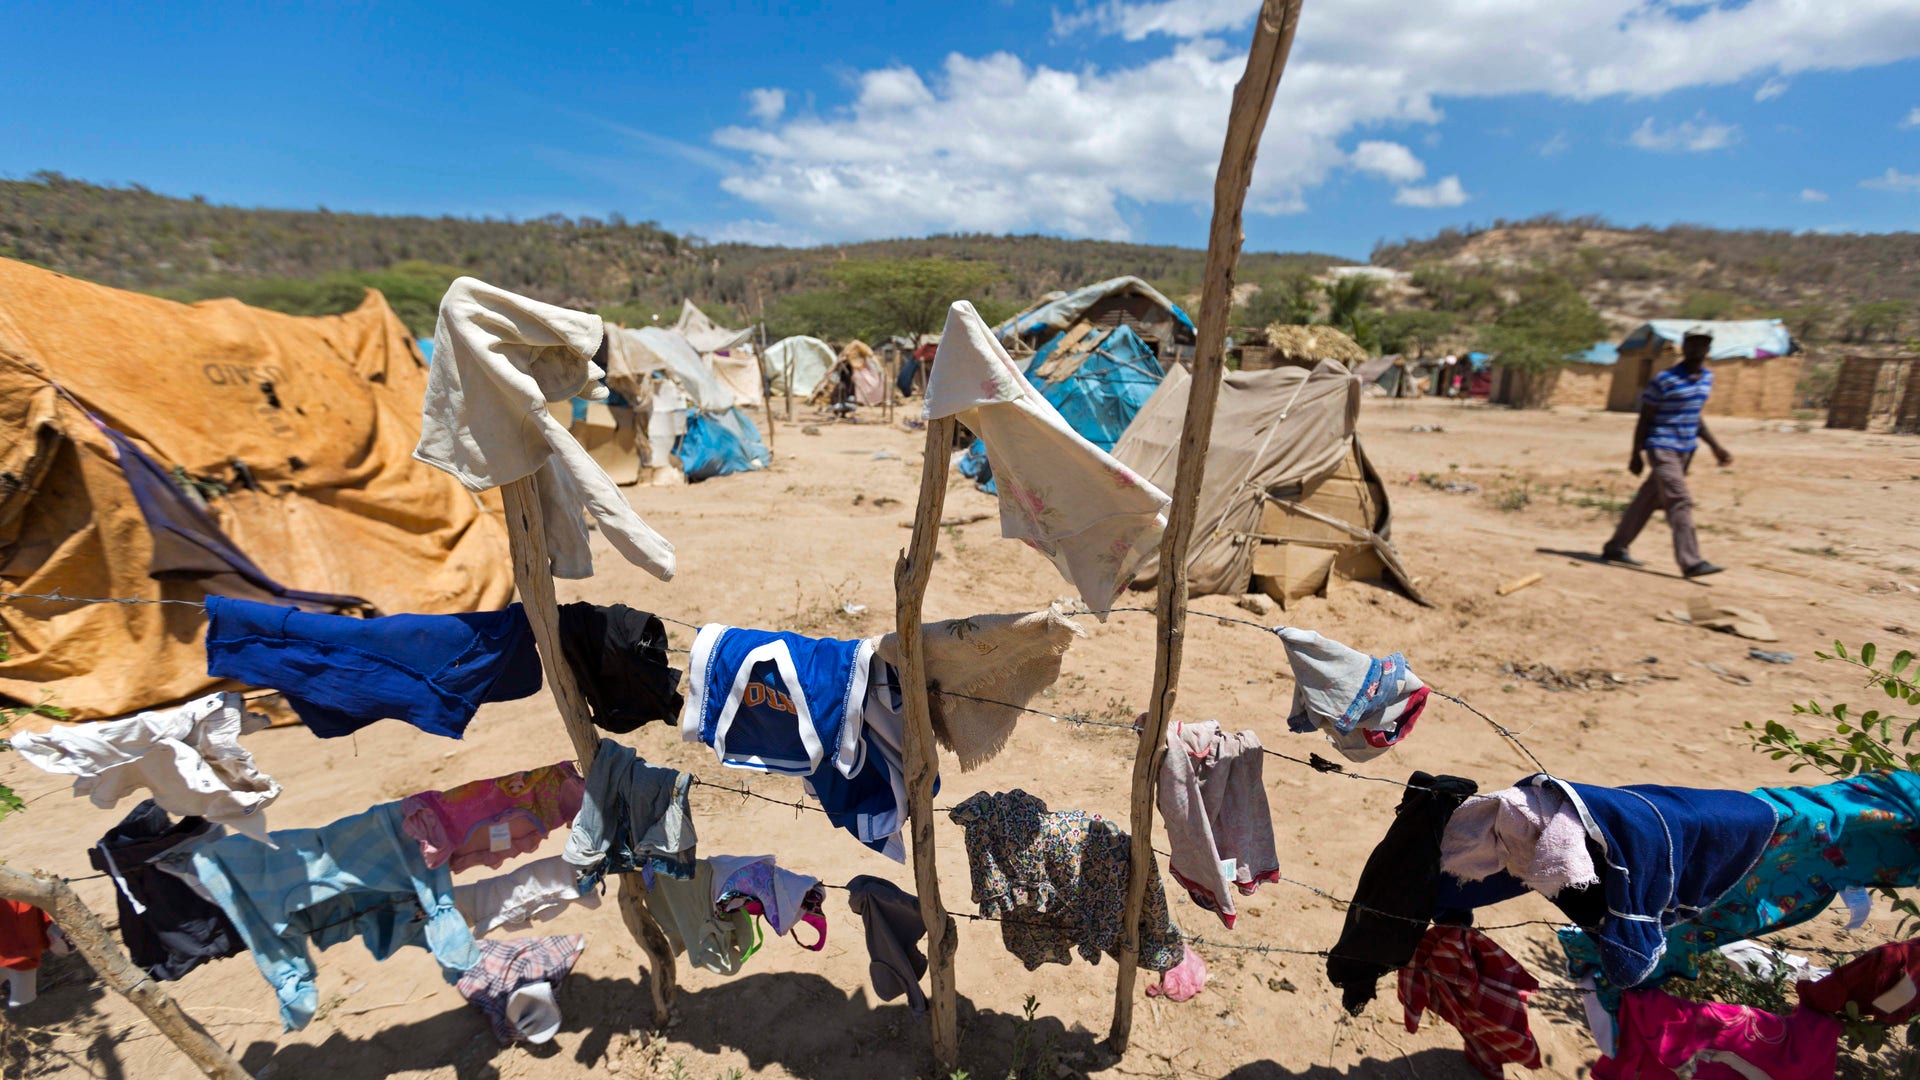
1608,448,1702,570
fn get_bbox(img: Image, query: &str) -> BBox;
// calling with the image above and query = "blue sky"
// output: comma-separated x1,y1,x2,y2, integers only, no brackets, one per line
3,0,1917,261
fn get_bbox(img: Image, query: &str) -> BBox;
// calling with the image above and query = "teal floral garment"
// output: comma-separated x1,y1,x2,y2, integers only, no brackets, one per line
1563,768,1920,1008
950,789,1184,973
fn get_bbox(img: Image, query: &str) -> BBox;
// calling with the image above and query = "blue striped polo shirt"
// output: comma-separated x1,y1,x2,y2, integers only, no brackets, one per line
1640,366,1714,453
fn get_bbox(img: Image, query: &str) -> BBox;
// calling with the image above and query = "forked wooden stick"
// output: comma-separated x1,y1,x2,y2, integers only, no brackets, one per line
0,866,248,1079
893,415,962,1070
499,477,680,1026
1107,0,1307,1053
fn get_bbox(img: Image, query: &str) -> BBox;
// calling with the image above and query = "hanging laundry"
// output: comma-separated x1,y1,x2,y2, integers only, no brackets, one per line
1672,770,1920,981
0,901,52,1008
100,425,368,613
804,661,921,861
1441,783,1600,899
401,761,584,873
189,801,482,1030
1399,925,1543,1080
1326,771,1478,1013
10,691,280,841
414,277,675,580
89,801,242,981
1156,720,1279,929
455,934,587,1045
1798,939,1920,1023
1519,775,1776,993
205,596,542,740
648,860,760,976
949,789,1184,973
682,623,875,777
1275,628,1427,762
872,606,1086,770
709,854,823,941
454,854,603,938
847,875,928,1015
1595,989,1839,1080
646,373,689,476
924,301,1170,615
555,602,684,733
1147,944,1209,1003
562,739,697,889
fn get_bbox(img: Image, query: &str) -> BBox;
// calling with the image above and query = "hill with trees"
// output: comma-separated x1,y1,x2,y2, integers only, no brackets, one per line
2,175,1912,354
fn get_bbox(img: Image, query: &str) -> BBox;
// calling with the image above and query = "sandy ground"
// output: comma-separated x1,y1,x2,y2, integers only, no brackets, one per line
5,396,1919,1080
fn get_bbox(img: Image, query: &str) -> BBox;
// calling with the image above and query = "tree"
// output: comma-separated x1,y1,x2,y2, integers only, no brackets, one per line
1844,300,1908,343
1236,272,1318,326
826,258,1001,342
1374,309,1458,356
1477,275,1607,374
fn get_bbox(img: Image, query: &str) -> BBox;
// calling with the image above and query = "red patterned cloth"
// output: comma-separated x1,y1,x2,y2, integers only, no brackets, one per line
1399,925,1543,1079
1798,939,1920,1023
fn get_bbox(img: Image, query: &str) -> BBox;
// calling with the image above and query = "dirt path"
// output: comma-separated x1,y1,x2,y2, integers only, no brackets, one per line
5,398,1917,1080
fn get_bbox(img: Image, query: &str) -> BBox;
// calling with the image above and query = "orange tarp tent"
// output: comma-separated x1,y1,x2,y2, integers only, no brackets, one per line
0,259,513,719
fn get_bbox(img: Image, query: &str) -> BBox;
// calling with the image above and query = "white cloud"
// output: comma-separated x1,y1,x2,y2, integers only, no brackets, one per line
1349,140,1425,183
746,88,786,123
1394,176,1470,208
1800,188,1828,202
1903,106,1920,128
1754,76,1790,101
1629,114,1742,152
1538,130,1572,156
1861,167,1920,192
711,0,1920,240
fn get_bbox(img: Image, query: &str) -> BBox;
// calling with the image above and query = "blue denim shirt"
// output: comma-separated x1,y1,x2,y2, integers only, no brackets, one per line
191,801,480,1030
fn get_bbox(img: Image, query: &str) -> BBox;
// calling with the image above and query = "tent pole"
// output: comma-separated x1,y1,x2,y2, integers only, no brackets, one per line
894,414,961,1071
500,476,680,1027
1105,0,1305,1054
0,866,248,1080
757,322,777,458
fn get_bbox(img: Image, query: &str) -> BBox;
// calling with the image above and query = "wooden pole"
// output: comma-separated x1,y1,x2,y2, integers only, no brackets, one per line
499,477,680,1026
893,415,961,1071
758,322,777,458
0,866,247,1079
1106,0,1306,1053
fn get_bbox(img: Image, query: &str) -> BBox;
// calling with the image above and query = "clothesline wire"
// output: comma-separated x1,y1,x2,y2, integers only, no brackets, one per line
1,590,1545,775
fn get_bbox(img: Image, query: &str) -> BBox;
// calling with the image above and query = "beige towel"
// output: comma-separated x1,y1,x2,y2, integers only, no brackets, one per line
874,607,1086,769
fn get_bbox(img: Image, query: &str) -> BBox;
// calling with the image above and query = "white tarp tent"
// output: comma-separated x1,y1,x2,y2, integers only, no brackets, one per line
764,336,835,398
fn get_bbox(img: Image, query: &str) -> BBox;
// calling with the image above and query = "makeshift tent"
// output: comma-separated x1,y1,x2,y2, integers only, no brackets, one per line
0,258,514,719
709,348,764,408
958,325,1166,491
1112,360,1423,608
996,277,1196,361
1608,319,1801,418
672,299,754,354
1356,355,1422,399
613,325,767,480
763,336,835,398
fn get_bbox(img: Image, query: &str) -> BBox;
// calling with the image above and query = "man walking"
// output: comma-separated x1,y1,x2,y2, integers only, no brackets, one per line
1601,328,1731,577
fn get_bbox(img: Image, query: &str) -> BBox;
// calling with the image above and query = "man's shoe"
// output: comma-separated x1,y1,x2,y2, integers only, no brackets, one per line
1601,548,1645,567
1684,561,1726,578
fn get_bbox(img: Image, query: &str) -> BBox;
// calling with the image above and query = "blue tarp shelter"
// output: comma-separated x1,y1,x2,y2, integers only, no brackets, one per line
680,408,769,481
959,325,1165,492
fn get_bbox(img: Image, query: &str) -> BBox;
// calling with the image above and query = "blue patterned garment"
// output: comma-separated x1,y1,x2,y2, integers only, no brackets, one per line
189,801,480,1030
1562,769,1920,1009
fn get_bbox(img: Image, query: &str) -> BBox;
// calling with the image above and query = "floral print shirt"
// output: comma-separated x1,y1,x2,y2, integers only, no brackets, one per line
950,789,1184,973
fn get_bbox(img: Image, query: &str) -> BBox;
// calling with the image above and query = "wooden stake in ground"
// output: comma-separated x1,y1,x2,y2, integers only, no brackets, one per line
500,477,680,1026
893,414,961,1071
757,320,777,458
1107,0,1306,1054
0,866,247,1079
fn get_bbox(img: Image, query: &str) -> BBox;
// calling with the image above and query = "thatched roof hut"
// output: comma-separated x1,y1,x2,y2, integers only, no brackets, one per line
1250,323,1369,370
